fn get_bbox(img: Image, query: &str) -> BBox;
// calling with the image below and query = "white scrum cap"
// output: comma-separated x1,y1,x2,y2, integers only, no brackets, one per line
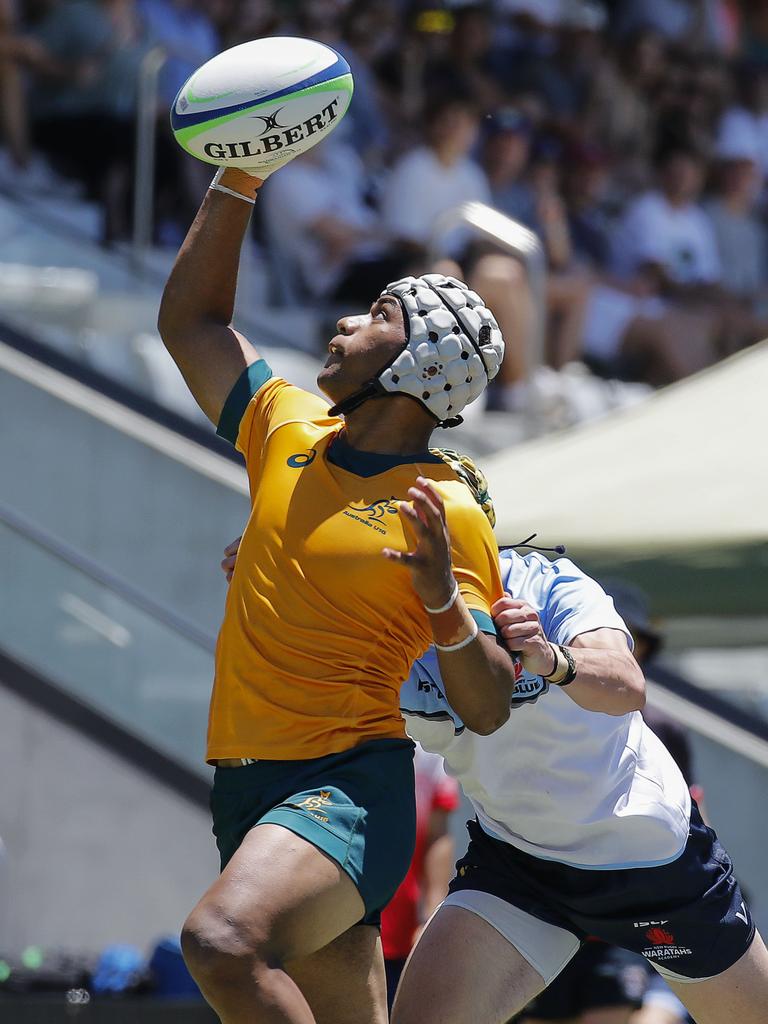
378,274,505,423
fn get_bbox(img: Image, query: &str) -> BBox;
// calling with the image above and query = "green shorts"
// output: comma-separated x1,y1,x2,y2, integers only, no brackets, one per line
210,737,416,924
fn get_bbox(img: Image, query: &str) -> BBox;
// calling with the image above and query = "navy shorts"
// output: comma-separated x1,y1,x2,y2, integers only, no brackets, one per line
520,941,648,1018
449,804,754,982
211,738,416,925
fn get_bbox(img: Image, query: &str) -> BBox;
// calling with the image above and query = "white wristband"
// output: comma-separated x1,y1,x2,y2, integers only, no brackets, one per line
424,581,459,615
209,168,256,205
434,618,479,652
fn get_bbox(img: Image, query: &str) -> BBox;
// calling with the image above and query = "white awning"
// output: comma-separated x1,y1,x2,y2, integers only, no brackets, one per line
484,342,768,554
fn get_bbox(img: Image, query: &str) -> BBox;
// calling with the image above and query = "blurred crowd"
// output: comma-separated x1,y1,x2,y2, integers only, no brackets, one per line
3,0,768,405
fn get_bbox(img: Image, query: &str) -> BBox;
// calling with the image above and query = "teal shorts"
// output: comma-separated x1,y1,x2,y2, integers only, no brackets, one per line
210,737,416,925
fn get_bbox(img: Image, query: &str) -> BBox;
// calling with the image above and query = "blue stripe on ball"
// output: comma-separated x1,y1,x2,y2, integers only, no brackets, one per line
170,53,350,131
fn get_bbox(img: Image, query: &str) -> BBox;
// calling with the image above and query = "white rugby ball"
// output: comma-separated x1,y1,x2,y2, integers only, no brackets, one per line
171,37,353,171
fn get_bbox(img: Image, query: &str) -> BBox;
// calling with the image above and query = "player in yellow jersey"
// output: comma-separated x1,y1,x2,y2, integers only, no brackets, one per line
158,165,521,1024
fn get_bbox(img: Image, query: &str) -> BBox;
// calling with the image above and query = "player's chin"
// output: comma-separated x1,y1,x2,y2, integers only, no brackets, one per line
317,364,337,395
317,363,343,399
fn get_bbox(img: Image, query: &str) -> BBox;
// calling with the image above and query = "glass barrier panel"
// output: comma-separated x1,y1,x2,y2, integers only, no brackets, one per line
0,520,212,775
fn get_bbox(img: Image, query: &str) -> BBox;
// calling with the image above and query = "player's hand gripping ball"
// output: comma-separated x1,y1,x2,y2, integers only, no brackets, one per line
171,36,353,180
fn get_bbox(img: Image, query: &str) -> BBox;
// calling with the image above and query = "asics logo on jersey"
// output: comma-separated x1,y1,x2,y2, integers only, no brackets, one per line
287,449,317,468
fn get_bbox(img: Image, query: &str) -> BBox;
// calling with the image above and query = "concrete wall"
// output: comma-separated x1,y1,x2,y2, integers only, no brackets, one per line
0,685,218,956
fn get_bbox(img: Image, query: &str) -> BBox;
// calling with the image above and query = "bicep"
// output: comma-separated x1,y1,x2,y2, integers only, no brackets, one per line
165,322,260,427
569,627,632,653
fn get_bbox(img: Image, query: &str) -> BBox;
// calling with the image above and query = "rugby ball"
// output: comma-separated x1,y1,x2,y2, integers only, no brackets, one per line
171,37,353,172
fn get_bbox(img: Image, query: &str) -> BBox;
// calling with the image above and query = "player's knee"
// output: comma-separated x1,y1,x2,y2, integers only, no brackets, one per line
181,903,267,991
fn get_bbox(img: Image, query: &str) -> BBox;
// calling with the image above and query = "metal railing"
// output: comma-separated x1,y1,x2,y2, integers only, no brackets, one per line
0,500,216,654
429,201,547,374
132,46,168,274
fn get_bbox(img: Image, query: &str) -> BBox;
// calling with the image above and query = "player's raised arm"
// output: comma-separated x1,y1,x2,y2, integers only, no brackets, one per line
158,170,263,426
158,36,353,427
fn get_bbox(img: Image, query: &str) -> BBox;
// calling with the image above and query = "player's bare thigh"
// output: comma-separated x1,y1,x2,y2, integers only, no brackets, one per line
391,905,547,1024
664,929,768,1024
182,822,371,1018
287,923,387,1024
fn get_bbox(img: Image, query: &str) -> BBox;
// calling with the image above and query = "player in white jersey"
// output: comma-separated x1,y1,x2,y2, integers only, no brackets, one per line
392,547,768,1024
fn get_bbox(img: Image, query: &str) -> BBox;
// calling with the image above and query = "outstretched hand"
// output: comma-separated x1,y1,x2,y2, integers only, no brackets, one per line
383,477,455,608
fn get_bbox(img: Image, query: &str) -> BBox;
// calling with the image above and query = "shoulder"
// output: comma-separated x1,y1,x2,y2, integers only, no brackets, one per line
217,367,338,448
500,550,603,605
434,474,496,547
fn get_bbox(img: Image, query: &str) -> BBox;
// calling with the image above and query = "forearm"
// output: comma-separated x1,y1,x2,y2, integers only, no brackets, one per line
553,642,645,715
431,596,515,734
158,185,254,341
157,171,262,424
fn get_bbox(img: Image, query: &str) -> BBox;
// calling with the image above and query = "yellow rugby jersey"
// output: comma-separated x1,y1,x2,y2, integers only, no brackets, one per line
208,360,503,762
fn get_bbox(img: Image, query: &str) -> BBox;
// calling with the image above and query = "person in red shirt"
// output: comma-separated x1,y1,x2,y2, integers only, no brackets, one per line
382,744,460,1010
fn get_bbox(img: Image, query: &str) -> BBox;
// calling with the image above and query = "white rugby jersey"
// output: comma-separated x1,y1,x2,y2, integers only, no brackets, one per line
400,551,691,870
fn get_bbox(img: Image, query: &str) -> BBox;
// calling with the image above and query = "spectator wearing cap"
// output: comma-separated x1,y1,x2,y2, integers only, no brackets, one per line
601,578,663,666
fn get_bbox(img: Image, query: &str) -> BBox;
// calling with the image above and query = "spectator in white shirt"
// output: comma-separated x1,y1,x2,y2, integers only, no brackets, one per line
261,141,411,306
580,144,724,384
382,98,542,413
612,144,722,290
381,97,492,257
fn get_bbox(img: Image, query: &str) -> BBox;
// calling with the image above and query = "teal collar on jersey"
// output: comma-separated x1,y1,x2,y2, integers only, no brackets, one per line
327,430,443,478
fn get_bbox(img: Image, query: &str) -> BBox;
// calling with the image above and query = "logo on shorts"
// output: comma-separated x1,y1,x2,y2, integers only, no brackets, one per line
343,497,399,534
294,790,333,824
645,927,676,946
641,925,693,962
